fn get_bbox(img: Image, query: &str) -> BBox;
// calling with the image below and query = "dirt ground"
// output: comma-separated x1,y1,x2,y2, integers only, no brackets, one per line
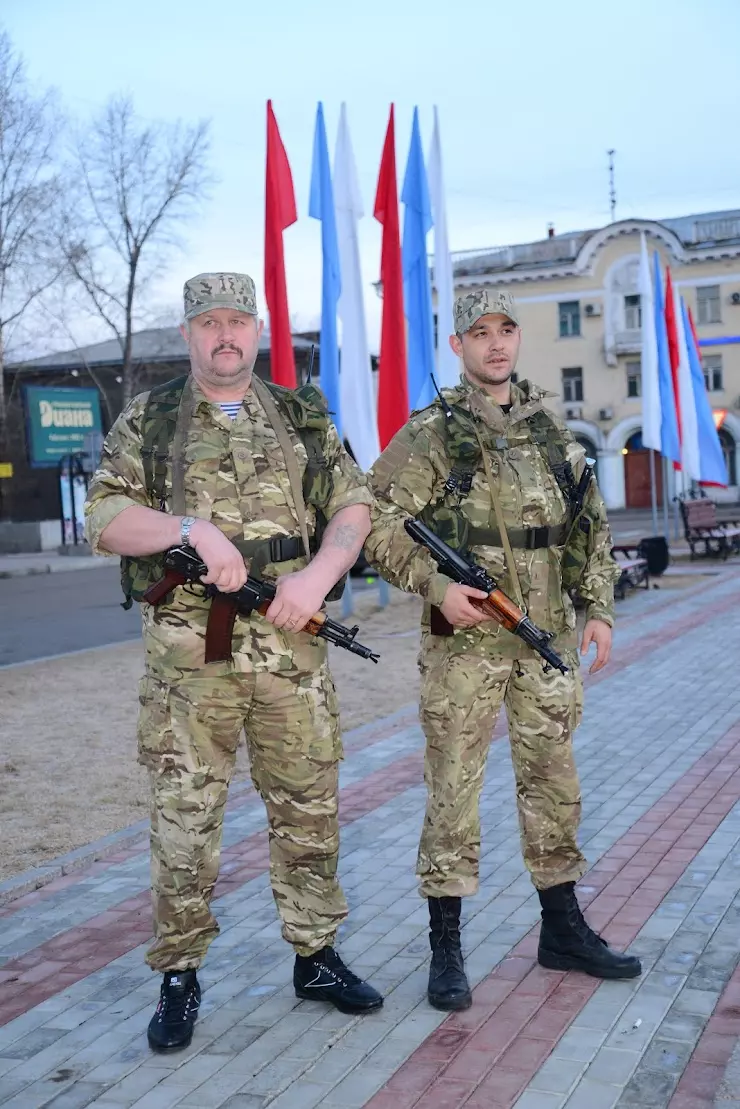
0,587,423,881
0,565,718,882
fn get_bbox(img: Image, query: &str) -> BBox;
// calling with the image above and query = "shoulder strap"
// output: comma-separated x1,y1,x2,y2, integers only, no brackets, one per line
251,376,312,562
525,408,577,505
141,375,188,510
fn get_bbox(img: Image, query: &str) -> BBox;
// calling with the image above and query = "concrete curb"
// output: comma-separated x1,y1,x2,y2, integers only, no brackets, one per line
0,702,420,909
0,556,113,578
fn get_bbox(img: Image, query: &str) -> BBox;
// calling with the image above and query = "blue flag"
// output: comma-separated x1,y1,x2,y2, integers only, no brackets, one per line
401,107,435,412
653,251,680,464
309,102,342,436
681,298,728,486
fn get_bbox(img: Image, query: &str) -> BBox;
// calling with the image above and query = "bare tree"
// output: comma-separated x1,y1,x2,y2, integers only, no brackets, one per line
0,32,66,455
61,95,211,407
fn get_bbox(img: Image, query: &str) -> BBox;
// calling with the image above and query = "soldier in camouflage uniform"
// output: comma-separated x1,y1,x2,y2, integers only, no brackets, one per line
365,289,641,1011
85,272,383,1053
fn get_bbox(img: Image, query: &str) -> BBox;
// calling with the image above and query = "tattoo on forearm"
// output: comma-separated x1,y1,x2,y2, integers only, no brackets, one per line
331,523,360,550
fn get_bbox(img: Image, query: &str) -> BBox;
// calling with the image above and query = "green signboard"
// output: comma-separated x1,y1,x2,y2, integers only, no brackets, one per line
24,386,103,468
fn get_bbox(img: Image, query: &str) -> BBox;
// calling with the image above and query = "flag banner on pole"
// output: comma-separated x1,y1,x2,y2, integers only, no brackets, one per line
374,104,408,449
684,301,729,487
401,107,436,413
264,100,298,388
334,103,380,471
309,102,342,435
664,267,683,471
653,253,680,464
639,233,661,453
673,282,701,484
427,106,459,388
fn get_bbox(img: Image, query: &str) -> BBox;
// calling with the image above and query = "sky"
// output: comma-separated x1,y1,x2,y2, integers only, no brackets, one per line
4,0,740,354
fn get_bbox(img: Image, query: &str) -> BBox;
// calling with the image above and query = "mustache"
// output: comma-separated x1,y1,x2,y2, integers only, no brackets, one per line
212,344,243,358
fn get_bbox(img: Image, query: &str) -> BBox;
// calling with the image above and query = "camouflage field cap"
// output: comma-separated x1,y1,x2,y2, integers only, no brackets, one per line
183,272,258,321
453,289,520,334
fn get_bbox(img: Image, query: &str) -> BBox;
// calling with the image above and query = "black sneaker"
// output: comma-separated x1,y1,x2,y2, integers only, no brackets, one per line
147,970,201,1053
294,947,383,1014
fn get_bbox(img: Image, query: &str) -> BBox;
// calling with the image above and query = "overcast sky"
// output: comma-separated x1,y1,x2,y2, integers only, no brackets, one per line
5,0,740,351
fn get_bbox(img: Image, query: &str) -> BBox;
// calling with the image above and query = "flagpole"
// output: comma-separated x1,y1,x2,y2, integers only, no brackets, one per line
649,448,658,535
662,454,670,543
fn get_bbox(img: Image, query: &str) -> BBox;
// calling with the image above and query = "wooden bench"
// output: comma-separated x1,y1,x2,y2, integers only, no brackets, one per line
612,545,650,601
678,498,740,560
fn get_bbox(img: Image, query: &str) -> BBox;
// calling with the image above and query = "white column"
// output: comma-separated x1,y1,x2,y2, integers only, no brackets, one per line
598,449,625,511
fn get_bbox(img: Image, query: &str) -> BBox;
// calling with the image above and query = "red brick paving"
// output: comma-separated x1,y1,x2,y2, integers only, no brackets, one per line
666,969,740,1107
363,724,740,1109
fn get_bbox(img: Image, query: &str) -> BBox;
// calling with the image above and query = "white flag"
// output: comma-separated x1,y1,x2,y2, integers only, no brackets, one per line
639,232,661,452
674,285,701,485
334,103,380,471
427,106,459,388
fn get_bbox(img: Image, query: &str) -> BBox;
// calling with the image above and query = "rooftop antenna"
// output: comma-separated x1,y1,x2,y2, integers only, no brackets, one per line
608,149,617,222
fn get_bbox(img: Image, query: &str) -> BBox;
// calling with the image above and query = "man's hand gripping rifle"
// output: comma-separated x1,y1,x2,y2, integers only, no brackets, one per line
404,518,568,674
143,545,379,664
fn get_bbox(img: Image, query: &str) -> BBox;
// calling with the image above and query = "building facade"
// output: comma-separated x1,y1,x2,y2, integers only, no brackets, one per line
450,210,740,509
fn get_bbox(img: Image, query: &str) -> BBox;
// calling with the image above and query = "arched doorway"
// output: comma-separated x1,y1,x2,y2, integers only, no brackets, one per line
575,436,599,482
624,430,663,508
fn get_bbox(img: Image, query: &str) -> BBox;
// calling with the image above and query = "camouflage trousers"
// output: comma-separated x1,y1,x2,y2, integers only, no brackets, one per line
136,666,347,971
417,641,587,897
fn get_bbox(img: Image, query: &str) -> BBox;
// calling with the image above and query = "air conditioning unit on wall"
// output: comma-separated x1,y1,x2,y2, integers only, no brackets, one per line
565,406,582,420
731,292,740,306
584,303,602,317
599,408,614,421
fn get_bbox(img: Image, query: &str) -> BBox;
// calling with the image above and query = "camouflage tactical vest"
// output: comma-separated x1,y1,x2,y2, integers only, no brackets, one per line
120,376,343,609
420,398,600,590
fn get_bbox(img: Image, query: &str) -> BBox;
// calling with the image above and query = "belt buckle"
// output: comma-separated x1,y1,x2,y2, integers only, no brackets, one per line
527,526,547,549
268,538,283,563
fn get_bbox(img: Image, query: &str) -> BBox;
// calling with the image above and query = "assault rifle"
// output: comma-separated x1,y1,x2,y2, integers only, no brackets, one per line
404,518,568,674
143,545,379,665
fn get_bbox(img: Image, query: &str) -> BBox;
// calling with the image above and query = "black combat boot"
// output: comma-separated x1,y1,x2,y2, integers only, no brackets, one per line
294,947,384,1014
427,897,472,1011
537,882,642,979
147,969,201,1053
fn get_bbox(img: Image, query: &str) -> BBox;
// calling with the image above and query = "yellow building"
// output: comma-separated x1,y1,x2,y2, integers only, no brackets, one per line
451,211,740,510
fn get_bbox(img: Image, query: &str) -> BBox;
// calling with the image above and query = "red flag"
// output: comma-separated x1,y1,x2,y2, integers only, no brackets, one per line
264,101,297,388
664,267,682,468
374,105,408,449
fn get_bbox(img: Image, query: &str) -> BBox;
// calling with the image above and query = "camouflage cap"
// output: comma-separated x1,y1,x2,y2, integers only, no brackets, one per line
453,289,520,334
183,272,258,321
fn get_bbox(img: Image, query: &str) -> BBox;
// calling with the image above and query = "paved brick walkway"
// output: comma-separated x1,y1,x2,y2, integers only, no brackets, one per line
1,568,740,1108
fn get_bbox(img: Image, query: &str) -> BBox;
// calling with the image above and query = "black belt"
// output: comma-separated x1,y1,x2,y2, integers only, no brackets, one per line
467,524,568,550
234,535,309,565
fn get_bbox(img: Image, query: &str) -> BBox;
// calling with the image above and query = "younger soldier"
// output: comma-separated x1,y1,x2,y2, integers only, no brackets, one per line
85,272,382,1053
365,289,641,1012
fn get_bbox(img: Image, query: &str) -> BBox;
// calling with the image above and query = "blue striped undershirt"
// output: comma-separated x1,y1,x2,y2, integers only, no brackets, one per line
219,402,242,421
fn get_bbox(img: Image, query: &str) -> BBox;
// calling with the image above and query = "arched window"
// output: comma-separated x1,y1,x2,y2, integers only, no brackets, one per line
718,428,737,485
625,430,644,451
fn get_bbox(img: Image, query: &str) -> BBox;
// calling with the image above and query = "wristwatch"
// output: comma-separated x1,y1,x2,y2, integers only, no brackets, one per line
180,516,197,547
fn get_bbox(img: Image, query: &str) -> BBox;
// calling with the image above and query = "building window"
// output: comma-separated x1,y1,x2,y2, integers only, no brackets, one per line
719,428,737,485
626,360,642,398
559,301,581,337
562,367,583,403
697,285,721,325
702,353,723,392
624,294,641,330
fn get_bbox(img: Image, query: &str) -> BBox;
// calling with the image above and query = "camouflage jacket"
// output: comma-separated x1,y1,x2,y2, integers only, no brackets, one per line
85,377,372,678
366,377,619,659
